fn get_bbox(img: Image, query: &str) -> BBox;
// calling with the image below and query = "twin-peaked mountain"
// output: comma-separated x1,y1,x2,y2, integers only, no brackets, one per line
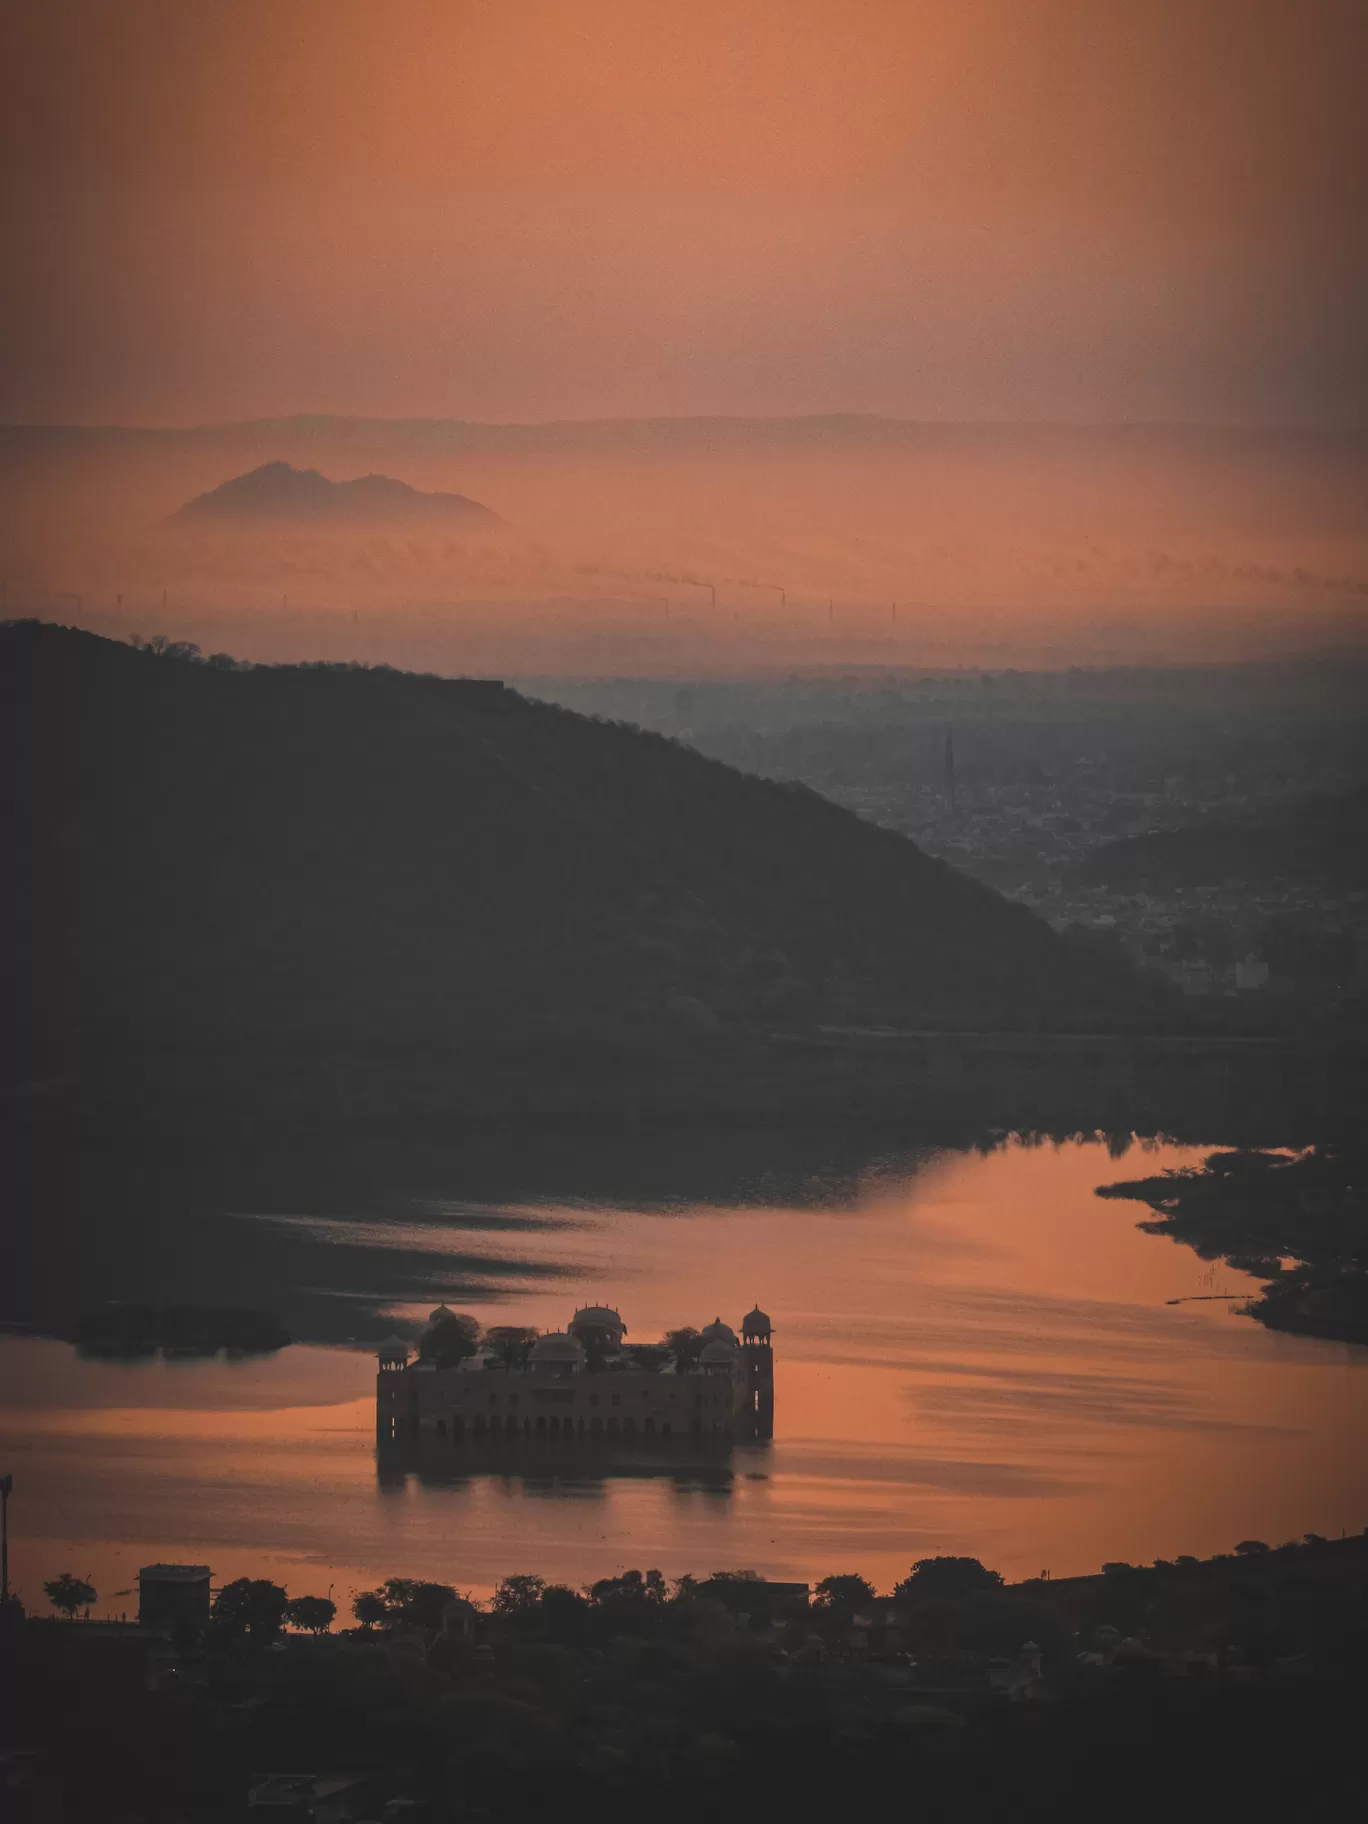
174,460,502,527
3,624,1159,1112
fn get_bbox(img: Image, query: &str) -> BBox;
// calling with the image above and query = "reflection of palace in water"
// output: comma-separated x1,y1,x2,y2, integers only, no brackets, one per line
376,1303,774,1450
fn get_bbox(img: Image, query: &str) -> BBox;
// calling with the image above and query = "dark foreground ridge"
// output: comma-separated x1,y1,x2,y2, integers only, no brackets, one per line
8,1534,1367,1821
4,622,1179,1118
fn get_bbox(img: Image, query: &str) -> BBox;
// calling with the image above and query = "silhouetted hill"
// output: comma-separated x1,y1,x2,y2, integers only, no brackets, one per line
2,623,1164,1114
1079,792,1368,893
174,460,501,526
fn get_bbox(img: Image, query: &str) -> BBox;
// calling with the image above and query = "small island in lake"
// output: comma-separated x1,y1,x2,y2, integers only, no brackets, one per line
1097,1145,1368,1345
77,1304,291,1356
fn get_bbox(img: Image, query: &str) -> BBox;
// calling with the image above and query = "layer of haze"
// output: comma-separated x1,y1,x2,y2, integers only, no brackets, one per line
3,1,1365,670
5,0,1365,427
4,418,1364,671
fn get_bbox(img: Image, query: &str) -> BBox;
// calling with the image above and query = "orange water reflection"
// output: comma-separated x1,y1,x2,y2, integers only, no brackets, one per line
3,1138,1365,1614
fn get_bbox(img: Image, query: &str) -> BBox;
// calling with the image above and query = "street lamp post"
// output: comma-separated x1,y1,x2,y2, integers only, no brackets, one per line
0,1473,12,1603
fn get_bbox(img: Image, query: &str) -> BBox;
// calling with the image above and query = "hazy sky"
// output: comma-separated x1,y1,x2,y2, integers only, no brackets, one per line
3,0,1365,427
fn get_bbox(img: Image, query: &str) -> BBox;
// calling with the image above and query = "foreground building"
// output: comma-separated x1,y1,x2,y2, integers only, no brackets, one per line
377,1303,774,1446
137,1564,211,1632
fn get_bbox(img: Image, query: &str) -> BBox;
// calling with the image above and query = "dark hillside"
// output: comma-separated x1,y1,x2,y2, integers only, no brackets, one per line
2,624,1157,1105
1078,792,1368,894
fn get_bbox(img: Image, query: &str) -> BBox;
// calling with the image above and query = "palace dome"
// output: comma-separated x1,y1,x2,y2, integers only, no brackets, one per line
427,1302,455,1326
700,1337,739,1365
529,1331,587,1363
742,1306,772,1336
699,1317,737,1345
570,1306,626,1334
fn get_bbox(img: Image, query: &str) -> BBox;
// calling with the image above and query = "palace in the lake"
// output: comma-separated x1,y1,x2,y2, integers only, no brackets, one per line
376,1303,774,1446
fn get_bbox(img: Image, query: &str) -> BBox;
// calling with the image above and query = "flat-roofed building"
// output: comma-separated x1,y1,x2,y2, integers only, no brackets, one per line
138,1563,212,1632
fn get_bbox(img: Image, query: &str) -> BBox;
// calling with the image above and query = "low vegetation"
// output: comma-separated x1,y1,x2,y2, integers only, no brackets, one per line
1098,1145,1368,1343
17,1536,1368,1818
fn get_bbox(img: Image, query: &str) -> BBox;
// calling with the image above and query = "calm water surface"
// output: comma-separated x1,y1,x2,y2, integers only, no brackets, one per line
4,1135,1366,1613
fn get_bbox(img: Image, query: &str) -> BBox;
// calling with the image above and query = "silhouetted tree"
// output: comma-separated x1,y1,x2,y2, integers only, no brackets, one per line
665,1327,703,1371
1235,1540,1271,1556
44,1573,96,1620
211,1577,288,1646
588,1568,667,1606
352,1589,389,1629
893,1556,1003,1601
419,1314,481,1368
625,1343,670,1372
285,1594,336,1635
491,1574,546,1615
814,1573,877,1612
484,1326,538,1369
376,1577,458,1629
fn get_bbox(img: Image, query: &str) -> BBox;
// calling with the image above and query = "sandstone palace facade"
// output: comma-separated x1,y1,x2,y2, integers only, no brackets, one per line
377,1304,774,1446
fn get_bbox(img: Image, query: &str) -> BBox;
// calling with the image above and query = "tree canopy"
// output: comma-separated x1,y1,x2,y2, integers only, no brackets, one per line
354,1577,459,1630
814,1573,877,1612
418,1313,481,1367
44,1573,96,1620
284,1594,336,1635
211,1577,288,1646
491,1574,546,1616
484,1326,538,1369
893,1557,1004,1602
352,1589,390,1629
664,1327,704,1370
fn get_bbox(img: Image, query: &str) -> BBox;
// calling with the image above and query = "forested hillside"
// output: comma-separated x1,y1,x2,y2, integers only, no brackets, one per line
3,623,1157,1102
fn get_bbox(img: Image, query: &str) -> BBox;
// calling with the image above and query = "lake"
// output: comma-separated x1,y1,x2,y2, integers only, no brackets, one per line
3,1129,1366,1616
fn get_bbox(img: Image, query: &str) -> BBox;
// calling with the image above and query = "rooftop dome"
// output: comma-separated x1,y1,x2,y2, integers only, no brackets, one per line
569,1305,626,1334
377,1335,410,1359
427,1302,455,1326
699,1317,737,1345
700,1337,739,1365
529,1331,587,1363
742,1306,772,1336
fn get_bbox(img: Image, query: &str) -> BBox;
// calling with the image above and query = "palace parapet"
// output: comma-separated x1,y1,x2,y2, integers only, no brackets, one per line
377,1303,774,1447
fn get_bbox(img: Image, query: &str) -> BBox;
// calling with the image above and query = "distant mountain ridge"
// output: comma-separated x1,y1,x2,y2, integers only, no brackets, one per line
12,415,1366,459
174,460,502,525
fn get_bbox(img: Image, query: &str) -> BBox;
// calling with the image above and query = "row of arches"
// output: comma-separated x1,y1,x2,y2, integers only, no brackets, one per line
434,1413,699,1441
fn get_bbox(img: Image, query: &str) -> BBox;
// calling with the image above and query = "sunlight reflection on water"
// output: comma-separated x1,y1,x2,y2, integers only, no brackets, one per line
4,1135,1365,1612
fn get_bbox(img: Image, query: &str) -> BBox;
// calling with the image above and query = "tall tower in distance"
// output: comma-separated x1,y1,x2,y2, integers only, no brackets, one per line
740,1306,774,1441
943,727,958,820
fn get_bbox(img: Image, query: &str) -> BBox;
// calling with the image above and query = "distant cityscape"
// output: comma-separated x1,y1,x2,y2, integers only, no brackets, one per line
838,756,1364,1005
536,666,1368,1011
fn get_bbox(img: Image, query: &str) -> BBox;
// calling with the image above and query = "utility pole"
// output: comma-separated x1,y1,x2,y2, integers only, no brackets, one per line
740,580,786,615
1,1473,11,1604
944,727,958,819
682,579,715,612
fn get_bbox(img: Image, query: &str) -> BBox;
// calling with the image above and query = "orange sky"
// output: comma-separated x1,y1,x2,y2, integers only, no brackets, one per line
4,0,1365,427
